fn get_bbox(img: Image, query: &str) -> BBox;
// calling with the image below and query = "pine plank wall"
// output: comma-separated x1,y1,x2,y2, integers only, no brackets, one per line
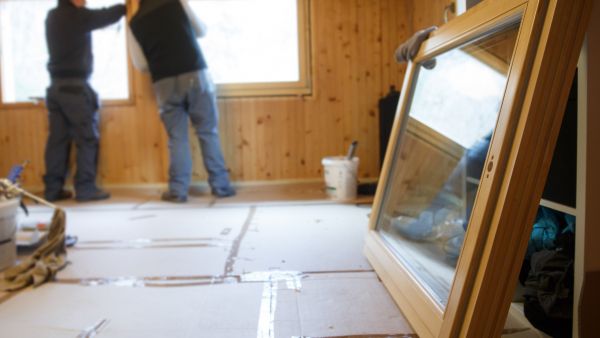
0,0,453,190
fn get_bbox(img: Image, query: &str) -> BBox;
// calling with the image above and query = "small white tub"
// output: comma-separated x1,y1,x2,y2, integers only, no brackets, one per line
321,156,360,201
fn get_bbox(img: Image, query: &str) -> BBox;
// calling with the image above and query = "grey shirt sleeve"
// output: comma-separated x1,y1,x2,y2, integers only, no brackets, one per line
180,0,207,38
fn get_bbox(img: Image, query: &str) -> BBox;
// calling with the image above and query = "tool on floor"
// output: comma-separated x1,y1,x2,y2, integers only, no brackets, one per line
346,140,359,160
7,160,29,184
6,161,30,216
0,178,67,292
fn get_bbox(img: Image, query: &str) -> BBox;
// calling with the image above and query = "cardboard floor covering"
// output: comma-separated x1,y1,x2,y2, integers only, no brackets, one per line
3,188,543,337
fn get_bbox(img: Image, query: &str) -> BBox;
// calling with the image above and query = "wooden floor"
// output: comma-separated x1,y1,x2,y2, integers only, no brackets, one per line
0,183,547,337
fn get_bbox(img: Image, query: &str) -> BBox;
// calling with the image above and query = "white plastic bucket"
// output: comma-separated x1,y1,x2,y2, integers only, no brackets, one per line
321,156,359,201
0,198,19,271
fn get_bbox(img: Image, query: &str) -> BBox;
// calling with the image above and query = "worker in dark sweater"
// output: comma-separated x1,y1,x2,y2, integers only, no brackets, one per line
128,0,235,203
44,0,126,202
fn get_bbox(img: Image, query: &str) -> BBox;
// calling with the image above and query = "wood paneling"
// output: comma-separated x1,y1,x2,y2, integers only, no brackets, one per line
0,0,412,189
413,0,455,29
412,0,507,30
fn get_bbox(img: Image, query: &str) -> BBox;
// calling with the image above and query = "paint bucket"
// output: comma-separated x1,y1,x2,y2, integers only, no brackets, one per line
321,156,359,201
0,198,19,271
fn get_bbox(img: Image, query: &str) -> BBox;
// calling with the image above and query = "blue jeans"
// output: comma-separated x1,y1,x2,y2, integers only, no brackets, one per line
153,70,231,197
44,78,101,197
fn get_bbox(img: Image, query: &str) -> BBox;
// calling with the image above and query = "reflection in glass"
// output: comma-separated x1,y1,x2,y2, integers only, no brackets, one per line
376,23,520,308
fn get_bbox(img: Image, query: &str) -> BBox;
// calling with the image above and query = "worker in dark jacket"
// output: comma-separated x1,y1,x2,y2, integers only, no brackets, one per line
128,0,235,203
44,0,126,202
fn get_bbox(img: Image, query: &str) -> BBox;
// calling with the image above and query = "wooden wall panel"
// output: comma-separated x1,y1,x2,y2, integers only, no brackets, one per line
413,0,454,29
0,0,412,189
412,0,504,30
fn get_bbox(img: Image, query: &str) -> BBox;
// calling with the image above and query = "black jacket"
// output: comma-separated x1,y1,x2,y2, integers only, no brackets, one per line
130,0,207,82
46,1,125,79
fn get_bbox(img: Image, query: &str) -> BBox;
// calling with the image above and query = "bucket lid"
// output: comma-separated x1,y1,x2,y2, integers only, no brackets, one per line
321,156,359,166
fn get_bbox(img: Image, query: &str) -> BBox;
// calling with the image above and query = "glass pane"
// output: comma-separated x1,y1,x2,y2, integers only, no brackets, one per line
189,0,300,84
375,22,520,308
0,0,128,103
88,0,129,101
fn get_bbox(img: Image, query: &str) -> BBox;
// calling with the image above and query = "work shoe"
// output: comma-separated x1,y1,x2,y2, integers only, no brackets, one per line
76,189,110,202
212,186,236,198
44,190,73,202
161,191,188,203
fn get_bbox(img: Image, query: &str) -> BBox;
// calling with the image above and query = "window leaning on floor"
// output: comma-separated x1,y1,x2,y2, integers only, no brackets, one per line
189,0,311,97
0,0,129,105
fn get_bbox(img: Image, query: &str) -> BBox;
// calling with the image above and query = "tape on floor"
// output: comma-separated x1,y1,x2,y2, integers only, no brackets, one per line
74,237,231,250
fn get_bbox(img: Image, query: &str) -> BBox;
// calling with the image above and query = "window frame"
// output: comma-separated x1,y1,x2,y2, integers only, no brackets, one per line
363,0,592,337
198,0,312,98
0,0,311,107
0,1,136,109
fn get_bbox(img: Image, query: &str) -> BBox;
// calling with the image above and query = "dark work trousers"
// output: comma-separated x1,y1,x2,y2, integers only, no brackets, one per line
43,78,100,198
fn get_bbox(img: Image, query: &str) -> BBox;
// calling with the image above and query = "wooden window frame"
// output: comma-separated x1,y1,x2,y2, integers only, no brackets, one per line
0,0,311,107
0,1,135,110
206,0,312,98
363,0,592,337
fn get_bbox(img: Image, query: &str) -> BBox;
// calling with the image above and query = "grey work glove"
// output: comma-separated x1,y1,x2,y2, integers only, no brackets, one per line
394,26,438,63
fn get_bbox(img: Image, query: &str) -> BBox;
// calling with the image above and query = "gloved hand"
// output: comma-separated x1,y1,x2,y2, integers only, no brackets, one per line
394,26,438,63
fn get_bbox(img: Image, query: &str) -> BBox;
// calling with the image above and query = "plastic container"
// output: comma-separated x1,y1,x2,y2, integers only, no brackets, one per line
0,198,19,271
321,156,359,201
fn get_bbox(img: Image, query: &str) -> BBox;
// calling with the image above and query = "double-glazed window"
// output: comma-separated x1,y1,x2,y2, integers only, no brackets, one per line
0,0,310,105
0,0,129,104
189,0,311,96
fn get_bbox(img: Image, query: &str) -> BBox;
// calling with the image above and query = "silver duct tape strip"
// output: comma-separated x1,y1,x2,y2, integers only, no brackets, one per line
77,318,110,338
71,243,228,251
55,275,241,288
253,271,306,338
242,271,305,291
53,271,307,288
53,270,375,288
73,237,232,250
76,237,231,245
257,280,278,338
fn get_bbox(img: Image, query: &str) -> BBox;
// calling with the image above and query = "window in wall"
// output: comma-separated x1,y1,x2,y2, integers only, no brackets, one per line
0,0,129,105
189,0,311,97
